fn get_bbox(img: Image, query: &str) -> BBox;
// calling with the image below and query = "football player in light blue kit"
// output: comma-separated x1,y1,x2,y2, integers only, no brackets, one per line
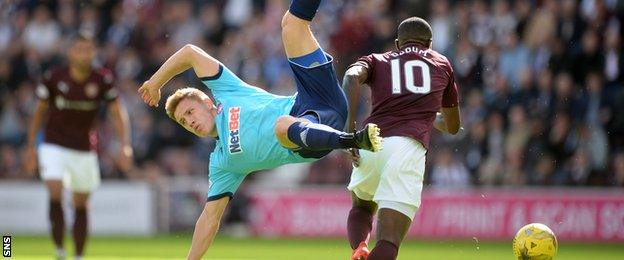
138,1,382,258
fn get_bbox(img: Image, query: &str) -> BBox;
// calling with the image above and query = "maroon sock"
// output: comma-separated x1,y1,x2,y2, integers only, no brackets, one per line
368,240,398,260
347,206,374,249
49,201,64,248
73,208,88,256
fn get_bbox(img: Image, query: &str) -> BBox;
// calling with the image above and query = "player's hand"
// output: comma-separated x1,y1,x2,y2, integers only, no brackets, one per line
348,148,361,167
117,144,134,173
22,146,37,176
138,80,161,107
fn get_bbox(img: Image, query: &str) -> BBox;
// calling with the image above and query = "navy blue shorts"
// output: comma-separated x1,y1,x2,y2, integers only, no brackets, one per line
288,54,348,158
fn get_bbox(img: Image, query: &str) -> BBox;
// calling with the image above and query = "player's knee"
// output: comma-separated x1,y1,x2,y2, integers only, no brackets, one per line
275,116,302,149
49,193,62,202
74,202,88,210
73,192,90,209
351,193,377,213
46,183,63,201
275,116,295,138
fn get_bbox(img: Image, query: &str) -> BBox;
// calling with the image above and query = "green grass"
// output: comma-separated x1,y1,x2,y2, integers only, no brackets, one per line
9,235,624,259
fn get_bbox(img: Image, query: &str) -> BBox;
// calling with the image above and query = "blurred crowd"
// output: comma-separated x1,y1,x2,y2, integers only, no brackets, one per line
1,0,624,188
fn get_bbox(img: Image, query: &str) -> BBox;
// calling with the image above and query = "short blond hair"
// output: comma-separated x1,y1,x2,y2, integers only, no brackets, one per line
165,87,208,120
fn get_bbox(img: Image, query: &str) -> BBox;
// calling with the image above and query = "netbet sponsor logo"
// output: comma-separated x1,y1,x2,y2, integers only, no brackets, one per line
228,107,242,154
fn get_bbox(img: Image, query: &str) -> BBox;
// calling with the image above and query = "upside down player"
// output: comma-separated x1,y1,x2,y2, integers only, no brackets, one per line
137,1,382,258
343,17,461,260
23,32,133,260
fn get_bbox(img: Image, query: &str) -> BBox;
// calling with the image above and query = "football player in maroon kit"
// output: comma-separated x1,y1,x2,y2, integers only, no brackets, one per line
343,17,461,260
23,32,133,260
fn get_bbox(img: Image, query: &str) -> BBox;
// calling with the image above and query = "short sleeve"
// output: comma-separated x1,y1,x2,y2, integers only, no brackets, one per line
348,55,375,84
207,166,246,201
442,64,459,108
36,70,53,100
200,64,250,94
102,72,118,102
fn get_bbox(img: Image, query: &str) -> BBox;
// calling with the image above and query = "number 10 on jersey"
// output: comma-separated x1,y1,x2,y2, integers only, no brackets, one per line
391,59,431,94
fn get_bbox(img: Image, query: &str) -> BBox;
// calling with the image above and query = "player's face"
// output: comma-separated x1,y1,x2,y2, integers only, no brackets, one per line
68,39,96,68
173,97,216,137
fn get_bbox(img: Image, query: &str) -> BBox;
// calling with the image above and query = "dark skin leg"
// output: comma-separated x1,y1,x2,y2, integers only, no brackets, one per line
46,181,64,249
376,208,412,248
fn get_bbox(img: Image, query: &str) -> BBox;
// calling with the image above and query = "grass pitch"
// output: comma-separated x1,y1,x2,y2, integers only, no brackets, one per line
10,235,624,259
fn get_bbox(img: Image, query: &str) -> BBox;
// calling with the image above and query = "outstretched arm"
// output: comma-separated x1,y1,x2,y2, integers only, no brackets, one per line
343,65,369,133
139,44,221,107
187,196,229,260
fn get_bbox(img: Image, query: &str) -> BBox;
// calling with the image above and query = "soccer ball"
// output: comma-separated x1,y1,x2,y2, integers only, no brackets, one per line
512,223,558,260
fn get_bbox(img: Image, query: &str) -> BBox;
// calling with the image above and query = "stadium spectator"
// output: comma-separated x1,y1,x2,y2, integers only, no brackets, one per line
610,152,624,186
431,148,471,187
22,5,60,61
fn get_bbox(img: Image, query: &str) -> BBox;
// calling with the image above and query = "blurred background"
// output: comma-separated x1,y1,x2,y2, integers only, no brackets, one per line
1,0,624,258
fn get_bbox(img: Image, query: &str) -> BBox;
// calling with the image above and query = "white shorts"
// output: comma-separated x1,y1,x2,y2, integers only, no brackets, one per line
347,136,427,219
38,143,101,192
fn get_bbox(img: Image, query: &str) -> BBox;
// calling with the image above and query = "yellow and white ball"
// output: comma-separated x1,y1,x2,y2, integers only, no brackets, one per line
513,223,558,260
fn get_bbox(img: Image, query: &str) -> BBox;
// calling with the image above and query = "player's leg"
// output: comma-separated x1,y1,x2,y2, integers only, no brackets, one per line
45,180,66,259
368,207,412,260
39,144,67,259
346,149,384,259
275,115,381,152
72,192,90,259
349,193,376,260
349,193,376,249
367,137,426,260
67,151,100,260
277,1,382,155
282,0,324,60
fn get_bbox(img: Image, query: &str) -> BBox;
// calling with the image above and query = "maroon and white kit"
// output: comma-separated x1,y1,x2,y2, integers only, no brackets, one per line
36,66,117,192
348,43,460,218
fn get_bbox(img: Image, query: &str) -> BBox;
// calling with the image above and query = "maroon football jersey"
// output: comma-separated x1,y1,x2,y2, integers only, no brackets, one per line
351,43,459,149
36,66,118,151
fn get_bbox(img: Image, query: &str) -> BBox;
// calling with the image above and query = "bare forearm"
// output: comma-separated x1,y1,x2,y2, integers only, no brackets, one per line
187,197,229,260
110,100,131,145
343,66,367,132
344,75,361,132
27,101,48,147
149,46,194,89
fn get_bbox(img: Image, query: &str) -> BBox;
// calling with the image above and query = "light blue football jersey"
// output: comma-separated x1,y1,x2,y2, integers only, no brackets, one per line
201,65,316,200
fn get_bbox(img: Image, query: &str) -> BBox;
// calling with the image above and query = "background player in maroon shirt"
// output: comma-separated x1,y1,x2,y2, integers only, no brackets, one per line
343,17,461,260
22,32,133,260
